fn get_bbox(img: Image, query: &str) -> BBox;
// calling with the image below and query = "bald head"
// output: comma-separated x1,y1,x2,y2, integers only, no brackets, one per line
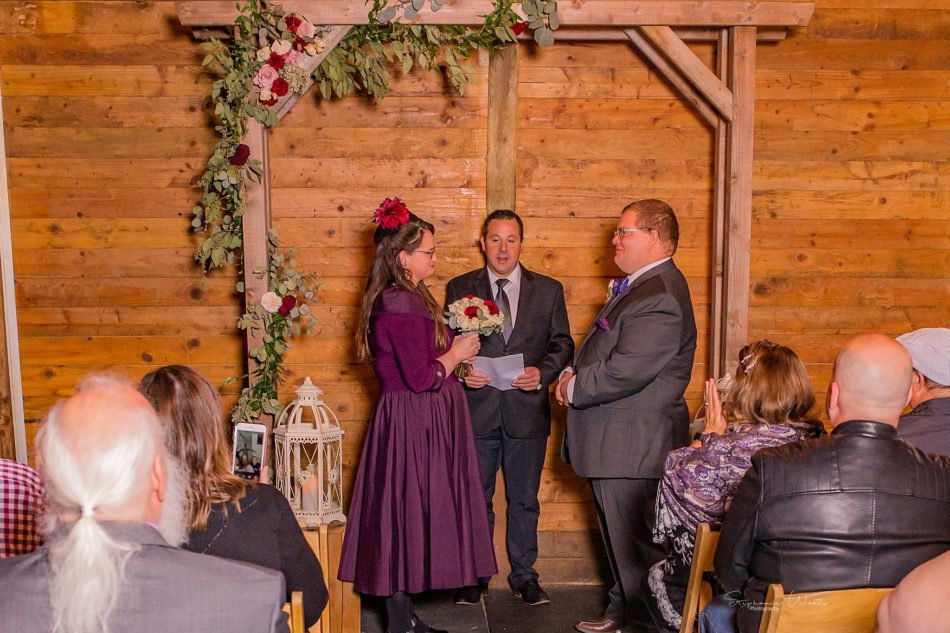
38,375,167,525
827,334,913,427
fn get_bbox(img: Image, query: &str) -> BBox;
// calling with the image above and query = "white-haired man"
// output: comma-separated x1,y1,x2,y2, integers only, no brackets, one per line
896,327,950,457
0,375,289,633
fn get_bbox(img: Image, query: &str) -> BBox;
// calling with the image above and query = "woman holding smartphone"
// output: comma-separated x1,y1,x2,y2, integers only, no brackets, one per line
338,199,496,633
139,365,329,628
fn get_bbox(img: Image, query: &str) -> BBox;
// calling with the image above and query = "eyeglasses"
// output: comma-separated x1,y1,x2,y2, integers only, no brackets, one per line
613,226,654,239
412,248,436,258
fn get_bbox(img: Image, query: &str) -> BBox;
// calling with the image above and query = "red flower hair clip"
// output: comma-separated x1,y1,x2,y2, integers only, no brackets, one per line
373,197,411,230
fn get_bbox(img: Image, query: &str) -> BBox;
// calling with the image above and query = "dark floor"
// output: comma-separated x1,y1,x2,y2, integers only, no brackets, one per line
361,587,659,633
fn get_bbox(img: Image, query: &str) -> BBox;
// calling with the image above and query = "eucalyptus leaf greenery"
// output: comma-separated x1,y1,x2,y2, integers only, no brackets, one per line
228,230,321,423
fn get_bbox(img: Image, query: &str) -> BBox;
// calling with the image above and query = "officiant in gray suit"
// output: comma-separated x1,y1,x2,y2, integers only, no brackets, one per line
557,199,697,633
445,209,574,607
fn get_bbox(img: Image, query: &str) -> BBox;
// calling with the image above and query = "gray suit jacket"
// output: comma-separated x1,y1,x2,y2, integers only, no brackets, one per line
445,266,574,438
562,259,696,478
0,522,289,633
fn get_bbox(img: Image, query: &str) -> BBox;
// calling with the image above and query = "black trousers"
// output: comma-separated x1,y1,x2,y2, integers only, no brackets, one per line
590,477,666,623
474,424,548,589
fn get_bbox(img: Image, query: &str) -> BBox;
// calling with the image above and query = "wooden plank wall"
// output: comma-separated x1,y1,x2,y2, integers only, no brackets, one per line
2,0,948,587
0,1,244,456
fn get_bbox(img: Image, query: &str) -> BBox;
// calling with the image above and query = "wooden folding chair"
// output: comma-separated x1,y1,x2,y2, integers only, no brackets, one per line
758,583,892,633
283,591,305,633
679,522,720,633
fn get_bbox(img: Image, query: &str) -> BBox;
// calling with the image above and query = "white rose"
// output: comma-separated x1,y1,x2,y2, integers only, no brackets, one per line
259,87,273,101
256,45,272,61
272,39,292,55
304,43,317,56
313,38,326,53
261,291,281,313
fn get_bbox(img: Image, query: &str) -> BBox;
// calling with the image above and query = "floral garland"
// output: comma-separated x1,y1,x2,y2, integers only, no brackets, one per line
193,0,559,422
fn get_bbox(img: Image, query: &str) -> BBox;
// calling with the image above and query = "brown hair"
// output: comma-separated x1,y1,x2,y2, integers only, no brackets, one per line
481,209,524,240
727,339,821,434
138,365,247,531
356,214,446,361
621,198,679,254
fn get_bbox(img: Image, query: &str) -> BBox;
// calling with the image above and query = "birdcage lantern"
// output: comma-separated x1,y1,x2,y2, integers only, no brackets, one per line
273,377,346,526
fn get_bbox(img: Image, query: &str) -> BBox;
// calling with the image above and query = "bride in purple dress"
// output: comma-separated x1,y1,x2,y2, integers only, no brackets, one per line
339,198,497,633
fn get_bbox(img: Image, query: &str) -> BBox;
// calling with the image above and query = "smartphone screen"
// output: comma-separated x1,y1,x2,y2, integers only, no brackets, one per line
233,426,266,481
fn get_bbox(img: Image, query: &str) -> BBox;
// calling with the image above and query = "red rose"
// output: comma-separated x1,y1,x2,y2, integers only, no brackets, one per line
271,77,289,97
512,22,528,35
373,197,411,230
229,143,251,166
285,15,302,33
282,295,296,309
463,294,476,299
293,36,307,52
259,95,278,106
464,306,479,318
267,52,286,70
484,299,499,316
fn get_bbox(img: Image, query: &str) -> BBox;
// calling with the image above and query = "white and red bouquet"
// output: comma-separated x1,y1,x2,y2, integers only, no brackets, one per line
444,295,505,337
253,14,326,106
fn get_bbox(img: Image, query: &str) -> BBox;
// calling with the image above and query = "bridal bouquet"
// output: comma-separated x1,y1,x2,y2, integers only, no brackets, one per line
444,295,505,377
444,295,505,336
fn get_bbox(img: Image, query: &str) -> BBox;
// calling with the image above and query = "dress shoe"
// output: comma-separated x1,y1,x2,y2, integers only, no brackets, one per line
574,615,626,633
513,578,551,606
453,584,486,605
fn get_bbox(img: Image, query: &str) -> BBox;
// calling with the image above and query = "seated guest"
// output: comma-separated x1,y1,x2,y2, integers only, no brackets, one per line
139,365,328,628
895,327,950,456
0,458,45,557
0,375,288,633
645,340,822,632
712,334,950,633
876,549,950,633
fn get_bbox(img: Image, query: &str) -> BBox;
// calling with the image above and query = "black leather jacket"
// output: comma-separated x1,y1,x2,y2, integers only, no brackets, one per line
715,420,950,633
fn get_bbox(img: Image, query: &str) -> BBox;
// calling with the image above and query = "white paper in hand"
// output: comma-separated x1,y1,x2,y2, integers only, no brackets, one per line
472,354,525,391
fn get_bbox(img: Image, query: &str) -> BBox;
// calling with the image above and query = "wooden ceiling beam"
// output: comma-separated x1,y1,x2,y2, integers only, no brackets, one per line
177,1,815,28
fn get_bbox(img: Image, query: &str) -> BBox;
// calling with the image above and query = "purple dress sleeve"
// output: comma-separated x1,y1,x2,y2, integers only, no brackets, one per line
375,312,448,393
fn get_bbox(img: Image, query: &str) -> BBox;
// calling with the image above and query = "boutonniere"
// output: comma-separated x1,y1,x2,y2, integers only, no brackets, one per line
605,276,629,302
596,317,611,332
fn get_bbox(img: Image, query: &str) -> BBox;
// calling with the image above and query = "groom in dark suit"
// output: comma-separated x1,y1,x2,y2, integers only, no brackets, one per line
557,199,696,633
446,209,574,607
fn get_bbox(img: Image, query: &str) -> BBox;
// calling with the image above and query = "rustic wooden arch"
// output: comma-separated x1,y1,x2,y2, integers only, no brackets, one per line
176,0,815,384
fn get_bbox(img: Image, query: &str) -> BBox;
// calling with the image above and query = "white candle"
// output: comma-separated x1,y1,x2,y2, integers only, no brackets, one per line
301,472,319,512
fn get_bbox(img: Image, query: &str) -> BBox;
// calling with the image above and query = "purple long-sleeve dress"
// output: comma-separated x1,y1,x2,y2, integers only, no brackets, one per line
338,287,497,596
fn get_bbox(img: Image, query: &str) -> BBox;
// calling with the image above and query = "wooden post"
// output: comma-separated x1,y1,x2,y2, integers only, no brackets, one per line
710,30,729,378
242,118,274,430
487,44,519,213
485,42,520,589
0,77,24,461
722,27,756,365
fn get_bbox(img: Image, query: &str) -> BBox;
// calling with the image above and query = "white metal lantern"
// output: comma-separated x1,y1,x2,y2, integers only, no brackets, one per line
273,377,346,526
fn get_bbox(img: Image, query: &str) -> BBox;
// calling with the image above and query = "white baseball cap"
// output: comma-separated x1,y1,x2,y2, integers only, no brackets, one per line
896,327,950,386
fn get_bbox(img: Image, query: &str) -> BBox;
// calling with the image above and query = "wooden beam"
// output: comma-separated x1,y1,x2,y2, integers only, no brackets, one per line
487,45,519,213
241,119,272,393
177,1,815,28
191,24,789,43
710,29,729,377
0,77,25,461
722,26,756,365
624,28,718,129
637,25,733,121
273,26,352,121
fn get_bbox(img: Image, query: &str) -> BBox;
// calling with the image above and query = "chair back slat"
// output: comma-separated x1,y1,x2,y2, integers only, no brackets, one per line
759,584,892,633
679,522,721,633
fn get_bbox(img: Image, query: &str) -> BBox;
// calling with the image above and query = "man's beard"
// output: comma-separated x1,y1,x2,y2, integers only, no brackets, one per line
157,458,189,547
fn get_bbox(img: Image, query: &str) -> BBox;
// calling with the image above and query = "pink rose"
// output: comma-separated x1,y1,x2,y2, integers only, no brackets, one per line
297,19,316,39
285,49,302,66
253,64,278,88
